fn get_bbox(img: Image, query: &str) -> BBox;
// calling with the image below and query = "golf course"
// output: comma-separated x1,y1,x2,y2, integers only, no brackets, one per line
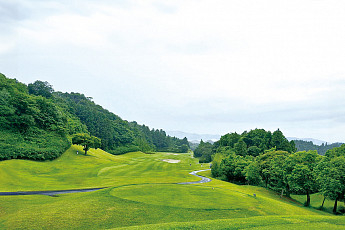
1,145,345,229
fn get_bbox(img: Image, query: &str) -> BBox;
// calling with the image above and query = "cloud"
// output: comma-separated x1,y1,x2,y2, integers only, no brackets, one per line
1,0,345,142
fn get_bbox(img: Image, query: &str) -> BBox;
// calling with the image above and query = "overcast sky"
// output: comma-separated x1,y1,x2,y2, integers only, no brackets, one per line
1,0,345,143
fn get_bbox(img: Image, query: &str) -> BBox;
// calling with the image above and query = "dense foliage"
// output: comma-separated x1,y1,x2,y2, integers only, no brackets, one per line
0,73,189,160
195,128,295,163
193,140,213,163
210,128,345,213
294,140,343,155
0,74,76,160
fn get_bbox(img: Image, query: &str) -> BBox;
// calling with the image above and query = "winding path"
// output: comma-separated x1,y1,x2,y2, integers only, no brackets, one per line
0,169,212,196
178,169,212,185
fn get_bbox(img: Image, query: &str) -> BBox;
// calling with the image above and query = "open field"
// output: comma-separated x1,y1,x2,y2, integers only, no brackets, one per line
0,146,344,229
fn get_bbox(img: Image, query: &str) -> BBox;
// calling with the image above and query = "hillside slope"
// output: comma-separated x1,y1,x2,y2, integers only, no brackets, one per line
0,73,189,160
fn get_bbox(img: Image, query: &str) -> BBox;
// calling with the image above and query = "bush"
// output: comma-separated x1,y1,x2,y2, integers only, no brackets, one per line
0,130,71,161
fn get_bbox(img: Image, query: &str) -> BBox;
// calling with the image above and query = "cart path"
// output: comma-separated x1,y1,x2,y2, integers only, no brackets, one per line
0,169,212,196
0,187,106,196
178,169,212,184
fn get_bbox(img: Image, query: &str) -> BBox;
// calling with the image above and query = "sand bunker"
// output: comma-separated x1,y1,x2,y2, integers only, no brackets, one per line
166,153,179,156
162,159,181,163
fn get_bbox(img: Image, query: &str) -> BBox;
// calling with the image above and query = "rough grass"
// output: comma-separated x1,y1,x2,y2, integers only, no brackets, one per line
0,145,344,229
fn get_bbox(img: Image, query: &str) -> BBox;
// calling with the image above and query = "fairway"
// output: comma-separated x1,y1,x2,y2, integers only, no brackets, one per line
0,146,344,229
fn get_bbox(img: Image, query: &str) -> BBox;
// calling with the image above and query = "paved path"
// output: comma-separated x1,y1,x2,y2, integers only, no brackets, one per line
0,169,212,196
0,187,106,196
178,169,212,185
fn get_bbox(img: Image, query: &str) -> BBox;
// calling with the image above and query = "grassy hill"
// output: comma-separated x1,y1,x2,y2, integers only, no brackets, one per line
1,146,344,229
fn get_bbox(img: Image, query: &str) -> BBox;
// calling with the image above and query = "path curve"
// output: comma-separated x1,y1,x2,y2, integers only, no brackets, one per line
178,169,212,185
0,169,212,196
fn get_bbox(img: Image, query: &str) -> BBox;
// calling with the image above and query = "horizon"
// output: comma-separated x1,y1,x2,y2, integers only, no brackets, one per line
1,0,345,143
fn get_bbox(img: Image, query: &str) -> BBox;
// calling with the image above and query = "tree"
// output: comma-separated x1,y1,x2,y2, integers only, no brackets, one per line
247,146,261,157
28,80,54,98
245,160,262,185
72,133,101,155
271,129,294,153
179,144,189,153
317,148,345,214
285,151,320,206
234,138,247,156
194,140,213,162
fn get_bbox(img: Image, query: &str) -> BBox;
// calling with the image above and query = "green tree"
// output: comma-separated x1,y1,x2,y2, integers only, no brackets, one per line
285,151,320,206
234,138,247,156
28,80,54,98
271,129,294,153
317,145,345,213
179,144,189,153
245,160,262,185
72,133,101,155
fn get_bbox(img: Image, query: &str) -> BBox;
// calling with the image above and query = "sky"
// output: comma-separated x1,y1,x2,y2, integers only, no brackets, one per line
1,0,345,143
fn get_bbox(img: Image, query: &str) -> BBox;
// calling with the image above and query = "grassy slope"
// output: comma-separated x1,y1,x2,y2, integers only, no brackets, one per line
0,146,344,229
0,145,199,192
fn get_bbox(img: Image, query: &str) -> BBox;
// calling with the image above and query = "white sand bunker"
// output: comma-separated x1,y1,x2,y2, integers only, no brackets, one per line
166,153,179,156
162,159,181,163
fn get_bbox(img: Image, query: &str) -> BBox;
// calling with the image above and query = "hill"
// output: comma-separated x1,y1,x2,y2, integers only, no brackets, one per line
292,139,343,155
1,145,343,229
166,130,221,143
287,137,328,145
0,73,189,160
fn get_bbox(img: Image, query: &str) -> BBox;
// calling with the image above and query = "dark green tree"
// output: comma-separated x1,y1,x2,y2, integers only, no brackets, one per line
28,80,54,98
271,129,294,153
234,138,247,156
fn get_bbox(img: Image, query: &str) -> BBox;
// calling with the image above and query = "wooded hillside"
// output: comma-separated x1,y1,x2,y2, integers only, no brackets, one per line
0,73,189,160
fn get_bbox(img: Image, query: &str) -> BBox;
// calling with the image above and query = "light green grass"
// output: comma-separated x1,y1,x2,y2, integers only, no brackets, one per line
114,215,345,230
0,145,204,192
0,146,343,229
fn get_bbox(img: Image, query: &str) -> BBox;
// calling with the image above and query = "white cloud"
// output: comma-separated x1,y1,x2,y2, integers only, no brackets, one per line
1,0,345,142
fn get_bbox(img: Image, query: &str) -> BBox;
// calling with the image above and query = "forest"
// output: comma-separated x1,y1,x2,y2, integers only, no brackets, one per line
0,73,189,160
193,129,345,213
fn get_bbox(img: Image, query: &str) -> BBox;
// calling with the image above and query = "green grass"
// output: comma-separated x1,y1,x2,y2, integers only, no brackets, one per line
114,216,345,230
0,145,203,192
0,145,344,229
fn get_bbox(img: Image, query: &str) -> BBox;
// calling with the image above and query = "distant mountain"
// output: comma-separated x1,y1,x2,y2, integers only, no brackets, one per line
287,137,328,146
166,131,221,143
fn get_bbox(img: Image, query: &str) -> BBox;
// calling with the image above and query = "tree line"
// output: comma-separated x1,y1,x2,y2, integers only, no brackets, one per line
294,140,343,155
206,129,345,214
